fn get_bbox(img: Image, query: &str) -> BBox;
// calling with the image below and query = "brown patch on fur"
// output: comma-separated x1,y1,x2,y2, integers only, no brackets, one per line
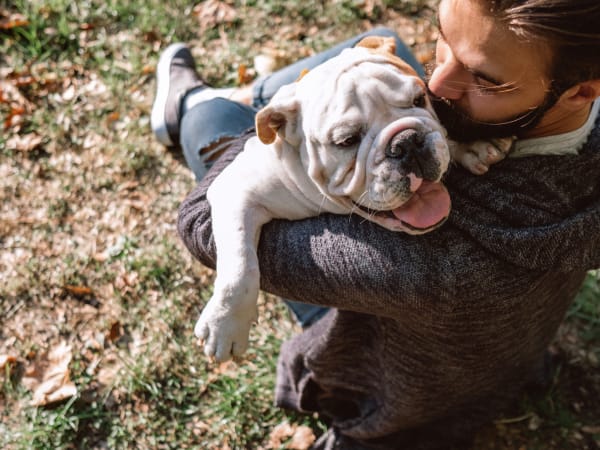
356,35,422,82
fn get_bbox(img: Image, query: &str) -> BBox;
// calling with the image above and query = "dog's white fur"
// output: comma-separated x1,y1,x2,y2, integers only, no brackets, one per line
195,37,455,362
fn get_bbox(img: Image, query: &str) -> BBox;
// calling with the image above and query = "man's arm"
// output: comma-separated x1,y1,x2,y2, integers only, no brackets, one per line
177,132,505,319
179,129,600,319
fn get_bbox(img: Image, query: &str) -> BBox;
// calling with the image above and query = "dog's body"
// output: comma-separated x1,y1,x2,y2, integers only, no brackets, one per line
195,37,454,362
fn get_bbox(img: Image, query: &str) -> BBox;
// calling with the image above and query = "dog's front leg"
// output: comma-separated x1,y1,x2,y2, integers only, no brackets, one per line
449,137,514,174
194,191,271,363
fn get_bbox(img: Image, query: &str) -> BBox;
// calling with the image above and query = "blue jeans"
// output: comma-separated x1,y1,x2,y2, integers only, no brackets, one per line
180,27,423,327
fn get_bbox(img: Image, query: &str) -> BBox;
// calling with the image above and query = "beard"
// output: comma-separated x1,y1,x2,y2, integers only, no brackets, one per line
429,90,558,142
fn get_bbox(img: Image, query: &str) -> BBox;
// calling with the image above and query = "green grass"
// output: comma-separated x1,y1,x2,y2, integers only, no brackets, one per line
0,1,598,449
568,271,600,343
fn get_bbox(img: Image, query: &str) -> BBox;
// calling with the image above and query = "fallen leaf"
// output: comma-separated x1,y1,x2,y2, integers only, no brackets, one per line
64,285,94,297
3,104,25,128
106,321,122,343
96,354,122,387
141,64,154,75
214,360,236,375
269,422,295,446
21,342,77,406
193,0,236,32
268,422,315,449
118,180,140,191
289,426,316,450
61,84,76,102
106,111,120,125
356,0,378,18
0,12,29,30
11,74,35,88
6,133,43,152
82,131,105,150
0,79,33,111
237,64,254,85
0,354,18,371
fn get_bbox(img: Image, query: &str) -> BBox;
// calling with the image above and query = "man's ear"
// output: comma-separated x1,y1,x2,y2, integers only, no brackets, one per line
556,80,600,111
255,83,299,145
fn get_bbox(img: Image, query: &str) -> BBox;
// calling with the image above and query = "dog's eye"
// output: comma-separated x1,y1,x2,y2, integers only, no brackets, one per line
413,93,426,108
335,133,362,148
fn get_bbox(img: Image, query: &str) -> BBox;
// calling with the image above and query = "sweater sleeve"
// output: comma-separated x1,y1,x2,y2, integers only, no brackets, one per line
177,133,514,319
178,123,600,319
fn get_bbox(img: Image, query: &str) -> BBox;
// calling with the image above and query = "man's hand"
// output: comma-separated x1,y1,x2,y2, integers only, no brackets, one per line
449,137,515,175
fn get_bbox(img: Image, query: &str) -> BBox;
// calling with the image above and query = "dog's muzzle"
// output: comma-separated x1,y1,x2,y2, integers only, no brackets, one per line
356,118,450,233
385,128,440,181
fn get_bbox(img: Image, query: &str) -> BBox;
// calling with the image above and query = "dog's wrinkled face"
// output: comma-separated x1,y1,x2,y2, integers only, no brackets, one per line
256,40,451,234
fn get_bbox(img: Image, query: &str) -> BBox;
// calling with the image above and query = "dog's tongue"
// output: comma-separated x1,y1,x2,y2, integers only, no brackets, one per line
391,181,451,230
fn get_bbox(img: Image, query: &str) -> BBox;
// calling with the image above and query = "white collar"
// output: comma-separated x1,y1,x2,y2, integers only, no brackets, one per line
510,100,600,158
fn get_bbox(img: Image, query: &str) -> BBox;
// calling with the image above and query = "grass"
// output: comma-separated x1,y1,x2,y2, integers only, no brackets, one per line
1,1,599,449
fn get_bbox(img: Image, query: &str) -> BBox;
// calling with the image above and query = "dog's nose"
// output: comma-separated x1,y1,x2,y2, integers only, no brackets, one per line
386,129,422,158
385,129,437,179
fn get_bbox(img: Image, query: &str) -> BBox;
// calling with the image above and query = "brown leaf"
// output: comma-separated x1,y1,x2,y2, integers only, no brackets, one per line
6,133,42,152
3,105,25,129
11,74,35,88
1,79,34,128
96,354,122,387
21,342,77,406
106,321,122,343
0,354,18,370
64,285,94,297
268,423,315,450
193,0,236,32
237,64,253,85
0,12,29,30
118,180,140,191
106,111,120,125
141,64,155,75
289,426,316,450
356,0,379,18
269,422,294,447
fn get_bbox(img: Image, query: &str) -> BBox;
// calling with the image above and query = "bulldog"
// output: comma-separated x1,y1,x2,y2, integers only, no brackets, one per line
195,37,454,362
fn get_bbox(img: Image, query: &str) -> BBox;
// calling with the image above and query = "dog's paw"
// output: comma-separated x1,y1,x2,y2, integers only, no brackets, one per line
194,295,257,362
450,137,515,175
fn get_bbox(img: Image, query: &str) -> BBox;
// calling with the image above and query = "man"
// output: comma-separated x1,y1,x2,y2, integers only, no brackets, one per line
152,0,600,448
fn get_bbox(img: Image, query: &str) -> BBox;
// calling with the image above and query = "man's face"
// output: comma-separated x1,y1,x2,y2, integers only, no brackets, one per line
428,0,557,141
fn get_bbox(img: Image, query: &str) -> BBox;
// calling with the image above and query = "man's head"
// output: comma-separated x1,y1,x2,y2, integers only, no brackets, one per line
428,0,600,141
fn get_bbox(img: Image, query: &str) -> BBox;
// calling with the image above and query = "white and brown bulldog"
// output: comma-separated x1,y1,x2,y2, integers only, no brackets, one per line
195,37,453,362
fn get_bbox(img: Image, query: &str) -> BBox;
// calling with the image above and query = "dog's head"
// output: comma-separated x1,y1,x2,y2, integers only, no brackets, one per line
256,36,451,234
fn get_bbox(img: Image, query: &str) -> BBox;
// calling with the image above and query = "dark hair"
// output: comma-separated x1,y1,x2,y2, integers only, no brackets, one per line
485,0,600,94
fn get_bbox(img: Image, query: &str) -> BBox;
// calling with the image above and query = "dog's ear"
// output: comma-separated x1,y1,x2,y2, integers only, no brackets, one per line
256,83,300,145
256,108,288,144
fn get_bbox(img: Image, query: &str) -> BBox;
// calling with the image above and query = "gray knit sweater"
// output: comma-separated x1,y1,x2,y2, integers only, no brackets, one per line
178,115,600,449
